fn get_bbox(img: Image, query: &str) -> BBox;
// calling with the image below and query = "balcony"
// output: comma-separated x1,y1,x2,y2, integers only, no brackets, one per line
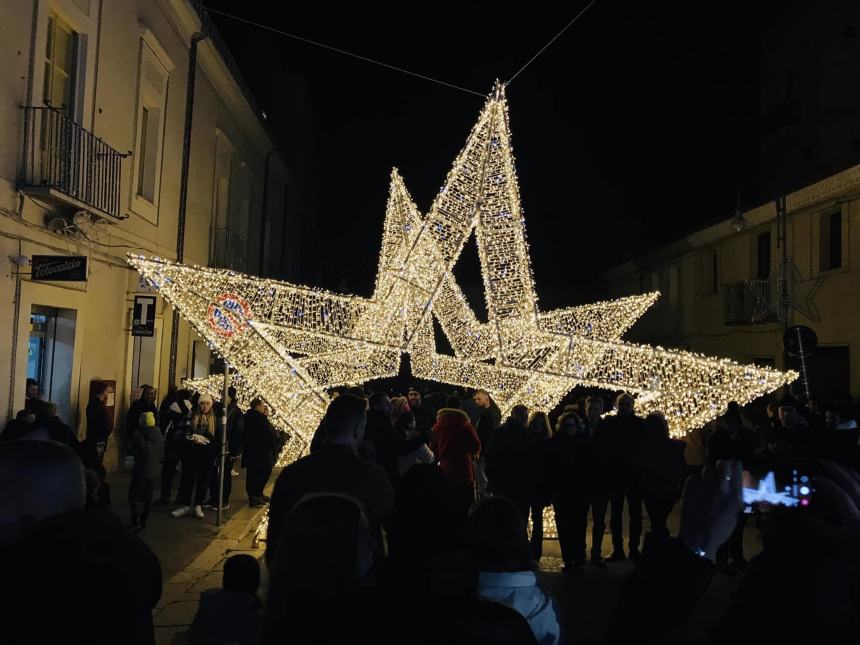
209,227,246,271
18,106,127,220
724,280,776,325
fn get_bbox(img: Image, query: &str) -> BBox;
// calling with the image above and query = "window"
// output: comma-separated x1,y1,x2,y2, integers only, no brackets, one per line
212,133,233,231
755,231,771,280
237,165,253,243
43,13,79,118
668,266,679,307
700,249,719,294
819,209,843,271
136,107,157,199
131,38,171,219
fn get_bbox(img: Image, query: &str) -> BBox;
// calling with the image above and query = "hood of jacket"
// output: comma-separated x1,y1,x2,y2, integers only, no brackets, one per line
435,408,470,428
138,425,162,442
434,408,471,431
168,399,192,415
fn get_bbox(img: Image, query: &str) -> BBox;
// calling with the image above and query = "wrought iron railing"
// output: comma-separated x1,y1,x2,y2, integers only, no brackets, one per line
19,106,125,219
210,227,246,270
724,280,776,325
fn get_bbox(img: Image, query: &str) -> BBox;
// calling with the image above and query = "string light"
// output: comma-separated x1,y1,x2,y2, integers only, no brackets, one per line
129,82,795,542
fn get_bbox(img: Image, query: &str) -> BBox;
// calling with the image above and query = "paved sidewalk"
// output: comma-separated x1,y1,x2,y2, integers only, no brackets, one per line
107,466,277,644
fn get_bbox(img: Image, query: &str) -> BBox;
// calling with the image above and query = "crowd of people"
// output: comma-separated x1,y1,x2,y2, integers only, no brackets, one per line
4,380,284,527
1,377,860,643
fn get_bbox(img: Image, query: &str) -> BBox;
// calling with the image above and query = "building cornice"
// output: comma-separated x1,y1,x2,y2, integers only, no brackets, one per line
604,162,860,279
157,0,282,162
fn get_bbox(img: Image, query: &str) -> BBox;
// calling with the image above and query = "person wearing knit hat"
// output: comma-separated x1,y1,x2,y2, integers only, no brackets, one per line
172,392,217,519
128,410,165,532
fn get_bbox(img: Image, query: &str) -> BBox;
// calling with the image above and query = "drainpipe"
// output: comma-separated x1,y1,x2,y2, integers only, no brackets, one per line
168,32,206,387
7,241,24,421
258,149,274,275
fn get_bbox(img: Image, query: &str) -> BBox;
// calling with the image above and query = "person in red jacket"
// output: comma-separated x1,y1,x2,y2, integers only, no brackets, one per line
431,408,481,512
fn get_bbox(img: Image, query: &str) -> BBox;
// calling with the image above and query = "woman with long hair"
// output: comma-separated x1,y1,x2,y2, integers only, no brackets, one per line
525,411,553,560
171,393,216,519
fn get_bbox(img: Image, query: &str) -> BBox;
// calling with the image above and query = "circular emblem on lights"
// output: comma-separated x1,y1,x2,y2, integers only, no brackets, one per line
207,292,253,338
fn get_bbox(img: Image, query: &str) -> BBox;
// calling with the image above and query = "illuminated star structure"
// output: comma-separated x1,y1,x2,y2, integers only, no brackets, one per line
129,83,795,466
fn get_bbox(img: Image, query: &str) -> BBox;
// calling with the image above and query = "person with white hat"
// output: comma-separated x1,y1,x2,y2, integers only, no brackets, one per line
172,393,216,519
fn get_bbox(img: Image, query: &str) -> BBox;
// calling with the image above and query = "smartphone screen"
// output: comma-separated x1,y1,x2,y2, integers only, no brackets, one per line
742,468,814,514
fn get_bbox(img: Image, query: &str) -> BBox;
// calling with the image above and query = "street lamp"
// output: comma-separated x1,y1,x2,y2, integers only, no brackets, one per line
731,185,748,232
730,207,747,232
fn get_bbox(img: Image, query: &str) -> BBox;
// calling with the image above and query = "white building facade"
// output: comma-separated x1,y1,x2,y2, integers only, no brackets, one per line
0,0,307,467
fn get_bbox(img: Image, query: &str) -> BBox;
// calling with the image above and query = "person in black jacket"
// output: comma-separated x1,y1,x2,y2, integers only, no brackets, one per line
82,382,113,505
551,401,612,573
485,405,531,516
189,553,262,645
0,439,162,644
707,405,757,573
407,388,436,444
243,398,280,507
605,393,646,562
83,382,111,469
524,411,553,560
474,389,501,499
206,388,244,511
126,385,158,445
128,411,165,532
638,412,686,543
155,389,192,505
361,392,392,468
39,400,78,448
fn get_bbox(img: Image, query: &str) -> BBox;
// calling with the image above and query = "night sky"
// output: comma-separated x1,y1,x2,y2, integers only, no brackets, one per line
204,0,786,305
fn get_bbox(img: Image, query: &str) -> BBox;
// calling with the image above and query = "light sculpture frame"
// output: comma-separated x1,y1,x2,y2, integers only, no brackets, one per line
130,83,795,465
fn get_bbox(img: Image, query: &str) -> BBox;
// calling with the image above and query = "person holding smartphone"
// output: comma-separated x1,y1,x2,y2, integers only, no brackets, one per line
707,404,756,573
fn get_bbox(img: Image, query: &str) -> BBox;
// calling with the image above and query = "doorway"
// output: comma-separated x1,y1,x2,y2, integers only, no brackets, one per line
27,305,77,423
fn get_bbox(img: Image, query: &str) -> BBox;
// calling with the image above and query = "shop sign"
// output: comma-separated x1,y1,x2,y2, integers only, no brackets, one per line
31,255,88,281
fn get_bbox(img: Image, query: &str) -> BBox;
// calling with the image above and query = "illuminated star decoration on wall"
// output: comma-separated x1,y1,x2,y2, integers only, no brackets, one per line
129,82,795,463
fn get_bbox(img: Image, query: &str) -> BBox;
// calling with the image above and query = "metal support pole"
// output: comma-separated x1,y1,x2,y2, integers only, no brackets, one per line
796,328,812,401
216,365,229,527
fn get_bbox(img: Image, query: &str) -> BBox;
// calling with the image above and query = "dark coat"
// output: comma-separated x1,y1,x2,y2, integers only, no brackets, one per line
189,590,262,645
0,505,162,644
45,416,78,447
367,408,396,477
550,422,613,498
226,404,244,457
638,437,687,504
603,414,646,478
130,425,166,480
85,399,112,445
411,402,436,443
475,402,502,452
242,409,279,471
524,431,553,507
126,400,157,443
485,417,530,504
707,427,756,467
266,444,394,568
